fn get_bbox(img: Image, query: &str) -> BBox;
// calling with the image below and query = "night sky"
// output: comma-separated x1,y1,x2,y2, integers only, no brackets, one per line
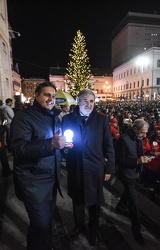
7,0,160,79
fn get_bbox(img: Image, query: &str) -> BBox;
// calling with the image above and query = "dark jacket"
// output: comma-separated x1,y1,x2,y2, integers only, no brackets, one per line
10,101,61,204
62,106,115,207
116,129,144,181
0,108,5,148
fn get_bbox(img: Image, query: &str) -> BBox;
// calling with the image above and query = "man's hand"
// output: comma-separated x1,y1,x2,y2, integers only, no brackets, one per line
104,174,111,181
137,156,151,164
52,128,66,149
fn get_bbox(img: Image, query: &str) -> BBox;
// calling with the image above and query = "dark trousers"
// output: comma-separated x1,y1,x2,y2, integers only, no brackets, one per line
0,146,11,173
118,180,141,233
146,168,160,189
24,198,56,250
6,124,12,152
72,199,100,231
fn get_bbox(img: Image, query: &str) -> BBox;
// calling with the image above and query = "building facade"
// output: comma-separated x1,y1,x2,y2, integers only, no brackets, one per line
21,78,46,103
49,67,113,102
111,12,160,69
113,47,160,101
0,0,22,106
0,0,13,102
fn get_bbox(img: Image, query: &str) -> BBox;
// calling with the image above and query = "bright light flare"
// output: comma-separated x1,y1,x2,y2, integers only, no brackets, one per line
64,129,74,142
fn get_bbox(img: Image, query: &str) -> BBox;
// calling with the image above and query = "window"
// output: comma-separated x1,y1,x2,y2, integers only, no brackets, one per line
133,82,135,88
157,78,160,85
157,60,160,67
126,83,129,90
147,79,149,86
138,81,139,88
2,42,7,54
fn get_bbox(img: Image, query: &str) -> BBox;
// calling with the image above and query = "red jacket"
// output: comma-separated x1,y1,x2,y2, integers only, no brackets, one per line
110,124,120,140
143,137,151,154
146,138,160,173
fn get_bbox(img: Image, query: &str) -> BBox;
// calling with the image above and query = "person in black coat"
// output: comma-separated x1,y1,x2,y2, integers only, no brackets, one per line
62,89,115,246
115,119,151,246
10,82,66,250
0,100,13,177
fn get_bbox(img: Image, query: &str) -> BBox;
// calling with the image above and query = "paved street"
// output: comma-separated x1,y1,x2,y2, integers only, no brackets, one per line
0,153,160,250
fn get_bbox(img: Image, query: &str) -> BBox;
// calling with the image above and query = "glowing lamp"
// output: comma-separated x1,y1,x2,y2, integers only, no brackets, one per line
64,129,74,143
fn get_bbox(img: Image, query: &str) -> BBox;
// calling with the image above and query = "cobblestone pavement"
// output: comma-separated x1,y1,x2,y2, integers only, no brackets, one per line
0,154,160,250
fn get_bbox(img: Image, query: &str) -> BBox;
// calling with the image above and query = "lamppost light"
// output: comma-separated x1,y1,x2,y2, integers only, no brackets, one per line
8,29,21,37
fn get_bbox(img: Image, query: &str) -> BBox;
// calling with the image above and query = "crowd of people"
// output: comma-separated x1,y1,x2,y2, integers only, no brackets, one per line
97,100,160,201
0,84,160,249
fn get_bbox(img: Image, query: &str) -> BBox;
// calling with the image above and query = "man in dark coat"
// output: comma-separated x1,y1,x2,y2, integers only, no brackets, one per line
62,89,115,246
10,82,66,250
0,100,13,177
115,119,150,246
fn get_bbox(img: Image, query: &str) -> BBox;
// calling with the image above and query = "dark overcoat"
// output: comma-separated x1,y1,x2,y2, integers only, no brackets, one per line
115,129,144,182
62,106,115,207
10,102,61,204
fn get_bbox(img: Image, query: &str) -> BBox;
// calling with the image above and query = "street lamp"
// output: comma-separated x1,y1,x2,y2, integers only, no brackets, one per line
8,29,21,37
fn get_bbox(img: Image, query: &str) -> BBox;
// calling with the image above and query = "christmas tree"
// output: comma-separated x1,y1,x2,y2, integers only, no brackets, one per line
66,30,91,99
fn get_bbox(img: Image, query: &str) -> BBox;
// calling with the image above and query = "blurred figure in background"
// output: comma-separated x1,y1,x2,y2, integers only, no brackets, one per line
110,117,120,148
29,98,34,106
0,100,13,177
146,123,160,202
0,98,14,152
58,104,70,122
53,103,62,116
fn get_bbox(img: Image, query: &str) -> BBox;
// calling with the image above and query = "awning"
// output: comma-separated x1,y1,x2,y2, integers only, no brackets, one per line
56,91,76,106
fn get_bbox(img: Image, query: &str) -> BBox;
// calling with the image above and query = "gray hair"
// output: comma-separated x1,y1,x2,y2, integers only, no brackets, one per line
77,89,95,102
132,119,149,130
